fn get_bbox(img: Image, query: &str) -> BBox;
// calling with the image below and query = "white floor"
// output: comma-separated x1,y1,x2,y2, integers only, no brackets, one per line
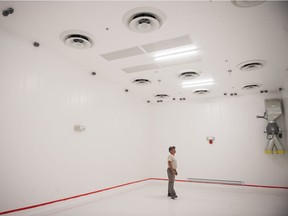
8,181,288,216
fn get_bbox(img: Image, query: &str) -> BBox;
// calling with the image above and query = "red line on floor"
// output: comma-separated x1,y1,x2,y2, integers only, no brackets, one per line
0,178,150,215
150,178,288,189
1,177,287,215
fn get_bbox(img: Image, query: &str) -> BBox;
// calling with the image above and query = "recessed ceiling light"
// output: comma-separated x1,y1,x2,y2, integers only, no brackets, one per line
152,45,197,58
182,79,214,88
154,49,198,61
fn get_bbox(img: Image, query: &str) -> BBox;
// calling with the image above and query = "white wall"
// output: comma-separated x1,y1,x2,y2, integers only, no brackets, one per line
150,94,288,187
1,29,288,213
0,32,152,211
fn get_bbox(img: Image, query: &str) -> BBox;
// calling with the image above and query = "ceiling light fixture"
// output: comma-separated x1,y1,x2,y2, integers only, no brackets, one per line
182,79,214,88
152,45,197,58
154,50,198,61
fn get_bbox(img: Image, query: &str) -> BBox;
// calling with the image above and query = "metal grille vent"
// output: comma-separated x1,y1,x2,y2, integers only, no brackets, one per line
193,89,210,95
238,60,266,71
154,94,169,99
132,79,152,85
242,84,261,90
178,71,200,80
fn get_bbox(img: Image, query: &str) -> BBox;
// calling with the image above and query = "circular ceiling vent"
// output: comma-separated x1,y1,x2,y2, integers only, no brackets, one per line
60,30,94,49
123,7,166,33
64,34,92,49
178,71,201,80
231,0,265,8
242,83,262,90
193,89,210,95
237,60,266,71
132,78,152,86
154,94,169,99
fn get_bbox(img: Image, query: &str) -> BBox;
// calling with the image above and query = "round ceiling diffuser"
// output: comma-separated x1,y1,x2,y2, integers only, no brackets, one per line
193,89,210,95
242,83,262,90
178,71,201,80
132,78,152,86
231,0,266,8
64,34,92,49
60,30,94,49
123,7,166,33
129,13,159,33
237,60,266,71
154,94,169,99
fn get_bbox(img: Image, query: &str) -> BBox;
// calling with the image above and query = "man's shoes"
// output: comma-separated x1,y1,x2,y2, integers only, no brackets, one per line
168,193,178,199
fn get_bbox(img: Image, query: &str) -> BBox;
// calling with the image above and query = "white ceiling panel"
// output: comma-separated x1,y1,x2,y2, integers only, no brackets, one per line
122,63,160,73
0,1,287,103
101,47,144,61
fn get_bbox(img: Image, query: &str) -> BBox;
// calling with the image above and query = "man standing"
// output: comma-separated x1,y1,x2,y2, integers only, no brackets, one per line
167,146,178,199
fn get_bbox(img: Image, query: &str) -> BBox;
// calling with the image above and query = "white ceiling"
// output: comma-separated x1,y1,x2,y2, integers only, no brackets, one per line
1,1,288,103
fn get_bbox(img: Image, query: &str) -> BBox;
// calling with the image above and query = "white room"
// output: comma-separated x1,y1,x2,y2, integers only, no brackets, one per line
0,1,288,216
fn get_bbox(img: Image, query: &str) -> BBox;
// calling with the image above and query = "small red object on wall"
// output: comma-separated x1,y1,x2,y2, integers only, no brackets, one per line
207,136,215,144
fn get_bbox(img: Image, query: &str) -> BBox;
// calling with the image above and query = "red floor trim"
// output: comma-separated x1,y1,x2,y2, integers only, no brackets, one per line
150,178,288,189
0,178,150,215
1,177,287,215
